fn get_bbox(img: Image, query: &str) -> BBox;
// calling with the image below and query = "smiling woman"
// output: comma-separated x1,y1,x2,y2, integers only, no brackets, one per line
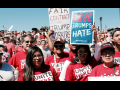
17,46,59,81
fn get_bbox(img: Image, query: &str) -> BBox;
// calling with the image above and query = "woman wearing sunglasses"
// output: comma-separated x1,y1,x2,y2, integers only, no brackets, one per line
45,38,73,81
64,45,98,81
17,46,58,81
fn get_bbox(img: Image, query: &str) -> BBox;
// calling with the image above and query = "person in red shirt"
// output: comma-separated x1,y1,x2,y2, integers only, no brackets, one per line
9,34,34,72
17,46,58,81
89,43,120,80
3,35,15,61
64,45,98,81
111,27,120,65
45,37,73,80
40,32,46,39
15,41,23,53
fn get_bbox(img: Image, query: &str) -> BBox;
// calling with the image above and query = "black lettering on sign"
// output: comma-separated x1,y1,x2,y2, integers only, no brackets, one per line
49,8,53,14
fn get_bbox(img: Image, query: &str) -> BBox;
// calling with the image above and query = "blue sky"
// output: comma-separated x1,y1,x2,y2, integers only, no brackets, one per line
0,8,119,32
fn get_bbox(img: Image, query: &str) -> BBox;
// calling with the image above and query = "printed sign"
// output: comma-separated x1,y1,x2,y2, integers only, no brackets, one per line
48,8,70,40
70,10,94,45
34,71,54,81
88,76,120,81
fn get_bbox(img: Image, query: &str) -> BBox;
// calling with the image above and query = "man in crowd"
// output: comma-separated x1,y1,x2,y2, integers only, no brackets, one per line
4,35,15,61
9,34,34,72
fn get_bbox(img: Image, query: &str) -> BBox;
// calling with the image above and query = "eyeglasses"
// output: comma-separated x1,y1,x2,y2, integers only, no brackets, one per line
25,41,33,44
101,52,114,56
32,54,43,59
78,52,88,55
54,44,64,48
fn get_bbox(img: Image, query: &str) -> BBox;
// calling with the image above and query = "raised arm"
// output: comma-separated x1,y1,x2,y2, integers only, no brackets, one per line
47,27,55,54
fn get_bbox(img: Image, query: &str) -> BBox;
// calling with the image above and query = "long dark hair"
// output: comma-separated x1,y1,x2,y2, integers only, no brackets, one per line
73,45,92,64
23,46,45,81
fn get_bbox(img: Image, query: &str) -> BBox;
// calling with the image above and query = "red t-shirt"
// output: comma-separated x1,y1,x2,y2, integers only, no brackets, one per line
114,51,120,64
89,64,120,77
4,42,15,60
45,52,73,79
68,52,75,61
17,65,59,81
40,35,46,39
65,57,98,81
8,50,27,72
15,45,23,53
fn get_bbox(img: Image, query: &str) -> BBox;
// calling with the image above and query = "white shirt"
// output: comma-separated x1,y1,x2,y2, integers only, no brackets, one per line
0,63,18,81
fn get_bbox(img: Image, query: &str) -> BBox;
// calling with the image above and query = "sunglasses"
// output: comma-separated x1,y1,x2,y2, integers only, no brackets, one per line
25,41,33,44
78,52,88,55
54,44,64,48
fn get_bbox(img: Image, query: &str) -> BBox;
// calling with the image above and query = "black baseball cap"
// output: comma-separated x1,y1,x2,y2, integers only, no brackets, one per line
32,28,38,31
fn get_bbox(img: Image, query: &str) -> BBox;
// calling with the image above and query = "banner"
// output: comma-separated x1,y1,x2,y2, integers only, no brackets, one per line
88,76,120,81
70,10,94,45
48,8,70,40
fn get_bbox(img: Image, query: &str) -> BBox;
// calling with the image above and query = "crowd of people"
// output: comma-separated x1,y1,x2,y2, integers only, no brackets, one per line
0,23,120,81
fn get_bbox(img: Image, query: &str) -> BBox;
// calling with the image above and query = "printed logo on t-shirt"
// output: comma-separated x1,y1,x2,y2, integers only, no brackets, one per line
74,64,92,79
34,71,54,81
21,59,26,69
114,58,120,64
51,62,64,73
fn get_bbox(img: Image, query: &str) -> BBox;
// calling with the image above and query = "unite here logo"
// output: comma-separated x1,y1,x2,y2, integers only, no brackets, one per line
74,64,92,79
21,59,26,69
34,71,54,81
51,62,64,73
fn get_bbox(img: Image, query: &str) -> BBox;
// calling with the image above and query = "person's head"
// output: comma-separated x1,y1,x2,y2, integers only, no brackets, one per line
100,43,115,65
23,46,45,81
3,35,10,43
53,38,65,55
111,27,120,46
41,40,46,50
10,38,16,45
32,28,38,35
73,45,92,64
21,34,34,52
32,38,37,46
0,44,7,52
37,39,41,46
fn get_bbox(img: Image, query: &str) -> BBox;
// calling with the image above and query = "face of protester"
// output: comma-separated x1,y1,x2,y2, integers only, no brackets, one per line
54,42,65,54
69,44,78,51
4,37,10,43
32,51,43,68
101,48,114,64
41,42,46,50
112,31,120,45
77,47,88,62
22,36,33,52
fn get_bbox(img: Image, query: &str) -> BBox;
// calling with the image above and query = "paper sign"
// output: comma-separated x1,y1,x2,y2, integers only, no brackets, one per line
70,10,94,45
88,76,120,81
48,8,70,40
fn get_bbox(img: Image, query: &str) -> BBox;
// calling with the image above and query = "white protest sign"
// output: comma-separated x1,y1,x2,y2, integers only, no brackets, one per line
48,8,70,40
88,76,120,81
8,25,13,32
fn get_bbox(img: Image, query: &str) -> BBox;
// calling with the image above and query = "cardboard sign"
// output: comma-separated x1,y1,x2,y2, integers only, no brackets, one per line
88,76,120,81
48,8,70,40
70,10,94,45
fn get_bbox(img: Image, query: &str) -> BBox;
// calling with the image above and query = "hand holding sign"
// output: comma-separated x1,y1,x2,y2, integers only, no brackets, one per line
91,22,96,32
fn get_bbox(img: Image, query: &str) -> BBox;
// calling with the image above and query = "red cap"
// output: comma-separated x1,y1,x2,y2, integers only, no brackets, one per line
100,43,114,52
54,38,64,44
